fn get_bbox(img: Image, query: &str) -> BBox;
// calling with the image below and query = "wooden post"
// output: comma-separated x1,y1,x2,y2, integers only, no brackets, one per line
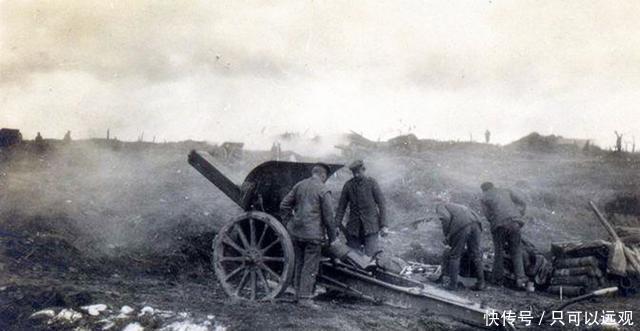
589,201,627,276
589,201,620,241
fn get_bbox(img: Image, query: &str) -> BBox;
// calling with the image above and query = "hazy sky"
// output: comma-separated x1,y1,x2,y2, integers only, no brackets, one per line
1,1,639,149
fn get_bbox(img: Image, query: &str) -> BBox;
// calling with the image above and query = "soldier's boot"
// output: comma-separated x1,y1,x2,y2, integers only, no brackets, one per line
471,281,486,291
515,277,528,291
489,273,504,286
445,278,461,291
446,261,461,291
471,257,486,291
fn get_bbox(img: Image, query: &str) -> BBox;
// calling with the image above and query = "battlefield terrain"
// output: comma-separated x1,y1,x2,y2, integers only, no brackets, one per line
1,135,639,330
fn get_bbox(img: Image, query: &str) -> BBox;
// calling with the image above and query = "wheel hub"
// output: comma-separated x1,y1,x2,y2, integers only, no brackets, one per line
247,248,260,263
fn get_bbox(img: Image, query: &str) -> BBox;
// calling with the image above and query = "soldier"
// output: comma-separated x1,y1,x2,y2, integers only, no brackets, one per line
280,163,337,307
436,201,486,291
34,132,45,152
484,130,491,144
63,130,72,142
335,160,388,257
480,182,528,289
35,132,43,144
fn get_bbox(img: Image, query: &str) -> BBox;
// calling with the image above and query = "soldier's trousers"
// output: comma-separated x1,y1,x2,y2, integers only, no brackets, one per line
491,221,525,282
345,232,379,257
292,239,322,299
448,223,484,286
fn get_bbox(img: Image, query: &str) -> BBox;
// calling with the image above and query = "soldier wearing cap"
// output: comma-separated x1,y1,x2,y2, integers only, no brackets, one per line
480,181,528,289
335,160,388,256
436,200,486,291
280,163,336,307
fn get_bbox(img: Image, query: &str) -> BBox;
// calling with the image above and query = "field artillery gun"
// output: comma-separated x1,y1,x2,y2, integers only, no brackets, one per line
188,150,512,329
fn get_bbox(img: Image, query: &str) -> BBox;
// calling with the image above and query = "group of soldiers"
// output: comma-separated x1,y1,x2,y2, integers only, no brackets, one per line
437,182,528,292
279,159,528,306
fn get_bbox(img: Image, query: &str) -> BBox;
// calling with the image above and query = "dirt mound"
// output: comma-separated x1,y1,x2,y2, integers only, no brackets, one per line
605,193,640,226
0,212,92,274
507,132,564,152
0,212,213,277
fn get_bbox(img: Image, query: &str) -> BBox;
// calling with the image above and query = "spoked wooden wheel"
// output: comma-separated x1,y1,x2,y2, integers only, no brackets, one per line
213,211,294,301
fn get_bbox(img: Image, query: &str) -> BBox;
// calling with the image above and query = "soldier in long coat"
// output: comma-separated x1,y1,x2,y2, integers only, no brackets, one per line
335,160,388,257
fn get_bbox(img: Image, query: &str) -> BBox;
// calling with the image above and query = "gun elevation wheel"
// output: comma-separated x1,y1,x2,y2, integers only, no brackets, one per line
213,211,294,300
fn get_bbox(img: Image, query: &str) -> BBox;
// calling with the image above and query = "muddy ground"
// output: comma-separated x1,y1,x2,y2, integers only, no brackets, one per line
1,139,639,330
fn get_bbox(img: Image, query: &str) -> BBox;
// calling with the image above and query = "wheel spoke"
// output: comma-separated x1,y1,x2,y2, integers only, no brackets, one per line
233,224,252,249
259,262,281,280
256,223,269,249
256,268,270,293
220,256,251,262
261,256,285,263
250,270,257,300
249,218,256,247
235,269,250,296
261,237,281,253
224,264,246,282
222,233,246,254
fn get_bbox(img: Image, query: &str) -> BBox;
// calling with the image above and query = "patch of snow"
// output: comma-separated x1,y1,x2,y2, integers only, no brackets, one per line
81,304,108,316
122,322,144,331
97,319,116,330
157,309,174,318
30,309,56,319
139,306,154,316
53,308,83,323
120,305,135,314
159,320,209,331
101,321,115,330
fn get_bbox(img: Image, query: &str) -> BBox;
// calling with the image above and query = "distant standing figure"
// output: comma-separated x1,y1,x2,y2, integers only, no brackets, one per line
335,160,388,257
615,131,623,152
480,182,527,289
34,132,45,152
485,130,491,144
280,163,337,307
436,202,486,291
63,130,72,142
270,141,281,161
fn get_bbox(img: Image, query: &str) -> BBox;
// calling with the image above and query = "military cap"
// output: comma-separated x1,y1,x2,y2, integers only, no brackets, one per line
314,162,331,174
480,182,494,191
348,159,365,170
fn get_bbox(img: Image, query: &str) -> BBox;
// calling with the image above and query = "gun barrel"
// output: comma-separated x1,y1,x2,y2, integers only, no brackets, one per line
188,150,245,207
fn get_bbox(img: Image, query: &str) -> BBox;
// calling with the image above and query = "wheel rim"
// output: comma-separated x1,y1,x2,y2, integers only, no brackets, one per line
213,211,294,300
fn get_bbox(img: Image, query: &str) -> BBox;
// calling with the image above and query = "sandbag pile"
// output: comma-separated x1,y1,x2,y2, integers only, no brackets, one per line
548,241,609,297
